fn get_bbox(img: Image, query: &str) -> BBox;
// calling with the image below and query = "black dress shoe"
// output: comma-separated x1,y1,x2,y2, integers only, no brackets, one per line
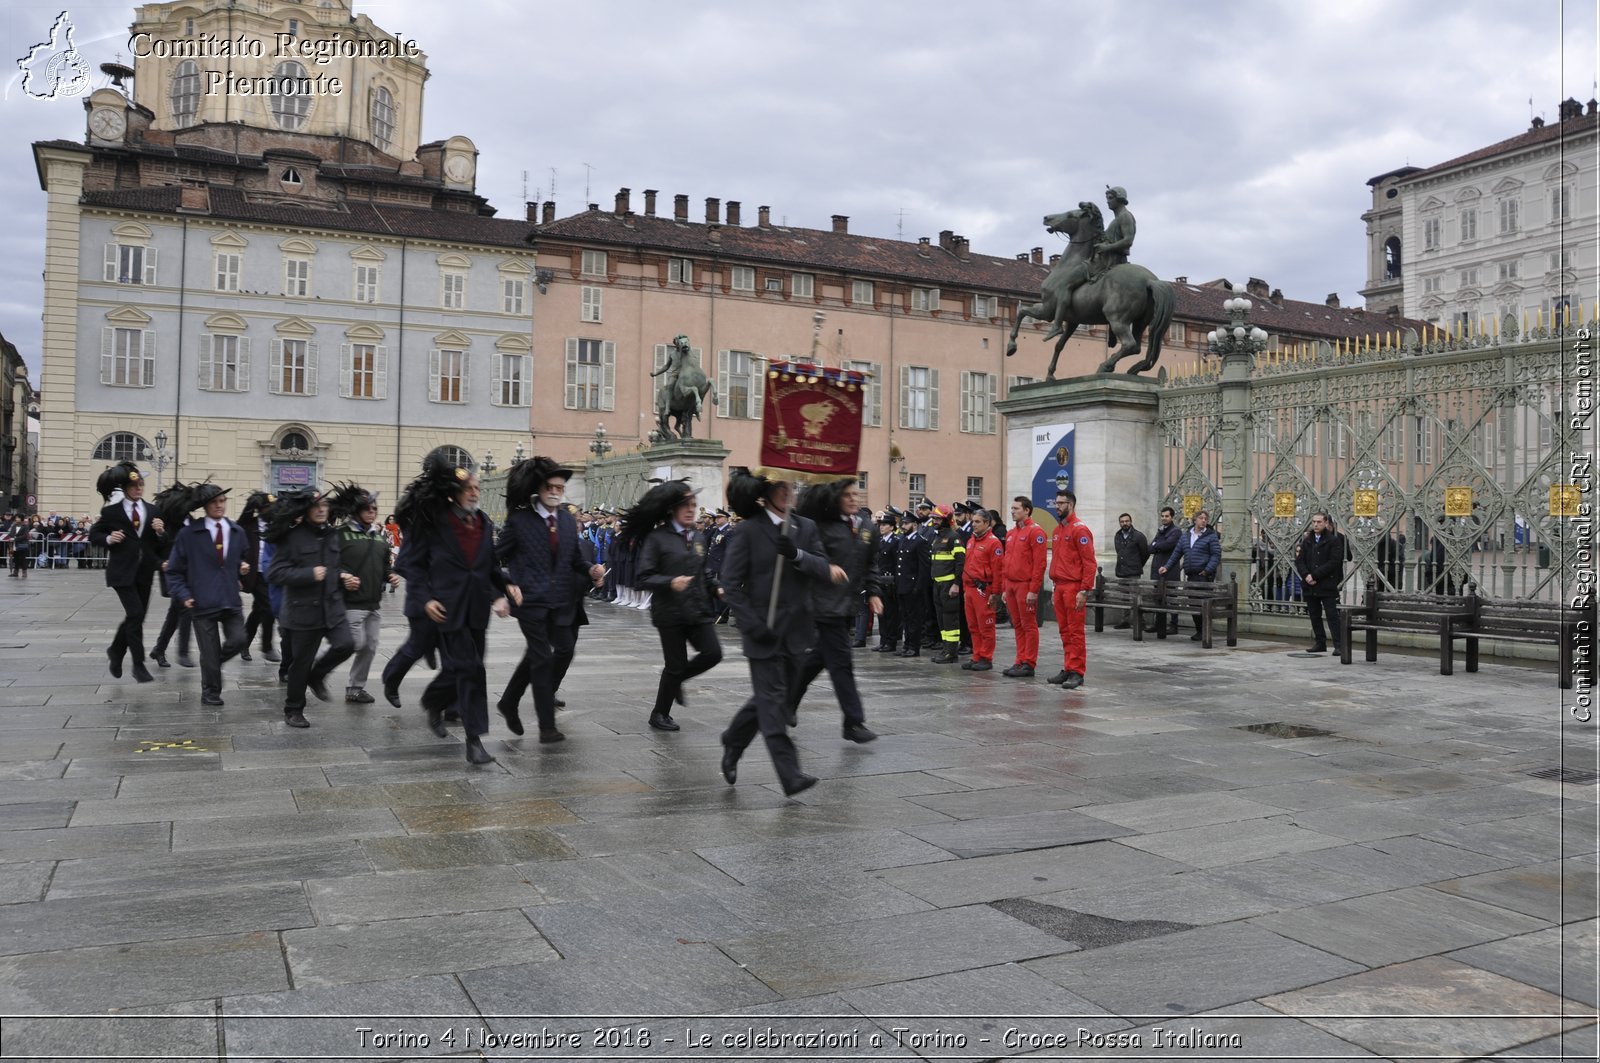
720,744,738,785
930,651,959,664
843,722,877,743
1046,669,1070,685
201,693,225,706
130,662,154,684
1062,672,1084,690
107,647,123,679
967,659,993,671
308,677,331,702
554,698,566,709
151,651,170,669
285,710,310,728
425,706,448,738
1307,643,1327,654
782,773,818,797
465,735,495,765
176,653,195,669
345,689,375,704
1190,632,1203,641
261,647,281,663
539,729,565,744
897,648,920,658
648,712,681,732
957,645,972,655
851,639,867,648
383,685,402,708
875,644,898,653
239,648,253,662
497,700,525,736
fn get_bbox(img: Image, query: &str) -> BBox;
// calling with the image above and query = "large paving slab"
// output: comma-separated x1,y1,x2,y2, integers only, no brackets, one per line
0,572,1590,1060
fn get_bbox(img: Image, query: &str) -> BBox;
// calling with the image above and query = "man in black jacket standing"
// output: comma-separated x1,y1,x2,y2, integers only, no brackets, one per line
1295,511,1347,655
718,471,845,796
266,488,355,728
89,462,166,683
1146,506,1181,634
627,480,722,732
1112,513,1150,629
788,480,881,742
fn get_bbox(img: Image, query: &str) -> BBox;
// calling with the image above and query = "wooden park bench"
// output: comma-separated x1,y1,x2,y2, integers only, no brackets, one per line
1339,589,1479,674
1452,594,1597,689
1088,568,1161,640
1154,573,1239,648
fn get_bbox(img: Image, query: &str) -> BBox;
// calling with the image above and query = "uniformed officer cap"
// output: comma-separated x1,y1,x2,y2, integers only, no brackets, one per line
966,499,983,511
915,497,932,510
951,501,970,515
714,508,729,518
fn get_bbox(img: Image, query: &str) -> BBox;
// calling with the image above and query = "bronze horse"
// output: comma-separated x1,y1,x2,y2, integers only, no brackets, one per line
654,340,718,440
1006,202,1176,378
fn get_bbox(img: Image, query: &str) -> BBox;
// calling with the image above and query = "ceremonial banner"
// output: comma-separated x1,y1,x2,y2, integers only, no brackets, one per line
759,362,866,477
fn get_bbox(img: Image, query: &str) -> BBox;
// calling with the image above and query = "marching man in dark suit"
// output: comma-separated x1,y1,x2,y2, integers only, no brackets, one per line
717,470,847,797
396,449,521,765
494,457,599,743
89,461,166,683
266,488,356,727
165,484,250,706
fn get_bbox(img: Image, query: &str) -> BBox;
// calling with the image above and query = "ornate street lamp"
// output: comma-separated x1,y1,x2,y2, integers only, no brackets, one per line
144,428,175,490
481,450,497,475
1207,296,1270,363
588,423,613,460
512,440,526,466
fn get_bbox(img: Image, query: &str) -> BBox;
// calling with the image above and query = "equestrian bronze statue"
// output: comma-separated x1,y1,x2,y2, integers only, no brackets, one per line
651,334,719,440
1006,188,1176,379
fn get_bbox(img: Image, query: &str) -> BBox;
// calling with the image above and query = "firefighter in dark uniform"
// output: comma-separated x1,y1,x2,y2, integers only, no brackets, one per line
928,505,966,663
952,501,975,654
896,507,930,657
705,508,734,623
873,509,901,652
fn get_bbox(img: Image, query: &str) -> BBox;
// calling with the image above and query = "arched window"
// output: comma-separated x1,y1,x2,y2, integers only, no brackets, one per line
1384,237,1402,280
171,60,199,127
92,432,150,462
278,431,311,453
270,61,312,131
370,86,395,152
434,445,474,472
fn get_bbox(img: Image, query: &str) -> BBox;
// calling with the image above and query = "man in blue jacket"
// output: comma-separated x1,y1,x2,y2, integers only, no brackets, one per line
1159,509,1222,641
166,484,250,706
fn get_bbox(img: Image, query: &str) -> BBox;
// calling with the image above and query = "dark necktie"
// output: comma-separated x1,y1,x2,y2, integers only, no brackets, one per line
214,522,224,564
683,528,694,549
547,514,557,556
129,504,140,534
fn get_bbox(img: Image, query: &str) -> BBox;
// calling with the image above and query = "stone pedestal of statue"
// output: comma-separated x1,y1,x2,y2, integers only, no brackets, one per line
579,439,731,512
994,376,1163,618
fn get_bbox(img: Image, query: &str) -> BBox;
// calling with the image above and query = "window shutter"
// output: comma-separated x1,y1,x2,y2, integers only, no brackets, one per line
269,339,284,394
460,352,470,405
490,351,503,406
339,343,353,398
986,374,997,434
306,342,319,395
373,345,389,400
564,338,579,408
101,327,113,384
931,288,941,311
144,247,157,285
519,355,532,406
899,366,911,428
654,343,669,371
142,330,155,386
928,368,940,430
717,349,730,405
104,245,117,282
198,334,213,390
236,337,251,392
601,341,616,411
428,348,441,402
751,355,765,418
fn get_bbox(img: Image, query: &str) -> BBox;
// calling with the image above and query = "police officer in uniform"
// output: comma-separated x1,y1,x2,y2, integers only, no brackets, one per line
705,508,734,623
896,507,931,657
873,509,901,652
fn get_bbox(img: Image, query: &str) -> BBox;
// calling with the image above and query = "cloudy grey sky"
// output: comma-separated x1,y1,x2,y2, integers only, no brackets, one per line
1,0,1594,376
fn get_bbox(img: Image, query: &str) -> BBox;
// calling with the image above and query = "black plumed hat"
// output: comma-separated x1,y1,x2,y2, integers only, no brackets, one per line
151,480,197,530
725,467,773,521
327,481,377,523
188,483,231,511
238,490,276,524
261,486,323,543
618,479,697,548
95,462,144,501
795,478,855,524
395,448,472,531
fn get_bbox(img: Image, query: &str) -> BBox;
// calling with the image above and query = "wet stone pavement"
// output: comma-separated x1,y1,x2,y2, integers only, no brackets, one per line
0,571,1594,1062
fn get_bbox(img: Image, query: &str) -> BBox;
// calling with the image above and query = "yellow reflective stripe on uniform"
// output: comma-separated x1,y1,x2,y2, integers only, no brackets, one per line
932,552,958,561
941,630,960,640
933,573,956,582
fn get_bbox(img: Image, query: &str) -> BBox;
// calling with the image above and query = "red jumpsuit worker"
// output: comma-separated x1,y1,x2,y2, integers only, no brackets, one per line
1049,488,1096,691
961,508,1003,671
1003,497,1048,678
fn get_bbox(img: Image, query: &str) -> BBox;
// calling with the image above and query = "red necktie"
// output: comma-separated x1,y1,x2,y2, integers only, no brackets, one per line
547,514,558,556
214,522,225,565
684,528,694,548
129,504,140,534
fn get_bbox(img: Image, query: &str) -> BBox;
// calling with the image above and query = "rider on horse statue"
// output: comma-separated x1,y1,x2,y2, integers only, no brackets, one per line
650,334,718,440
1045,186,1137,341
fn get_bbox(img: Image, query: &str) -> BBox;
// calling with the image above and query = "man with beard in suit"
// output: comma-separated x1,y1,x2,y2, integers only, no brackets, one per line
89,462,166,683
717,470,847,796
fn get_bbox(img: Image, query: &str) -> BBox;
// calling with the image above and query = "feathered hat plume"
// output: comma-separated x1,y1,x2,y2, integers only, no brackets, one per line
395,447,471,531
617,479,696,548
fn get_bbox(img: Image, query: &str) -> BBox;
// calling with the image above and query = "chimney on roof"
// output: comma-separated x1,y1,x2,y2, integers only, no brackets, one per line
588,203,599,212
643,189,657,217
526,201,538,222
1049,253,1061,266
726,201,740,226
1031,247,1043,265
1589,98,1598,117
1270,288,1284,306
939,229,955,251
1532,116,1545,130
758,205,771,227
705,197,720,224
918,236,931,257
954,236,970,259
832,215,849,234
542,201,555,224
614,188,630,216
1175,276,1188,284
1559,97,1584,121
1246,277,1270,298
1016,253,1028,261
1325,293,1341,308
674,194,688,222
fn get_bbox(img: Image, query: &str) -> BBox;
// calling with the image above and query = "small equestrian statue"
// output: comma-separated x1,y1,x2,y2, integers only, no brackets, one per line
651,334,718,440
1006,185,1176,379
